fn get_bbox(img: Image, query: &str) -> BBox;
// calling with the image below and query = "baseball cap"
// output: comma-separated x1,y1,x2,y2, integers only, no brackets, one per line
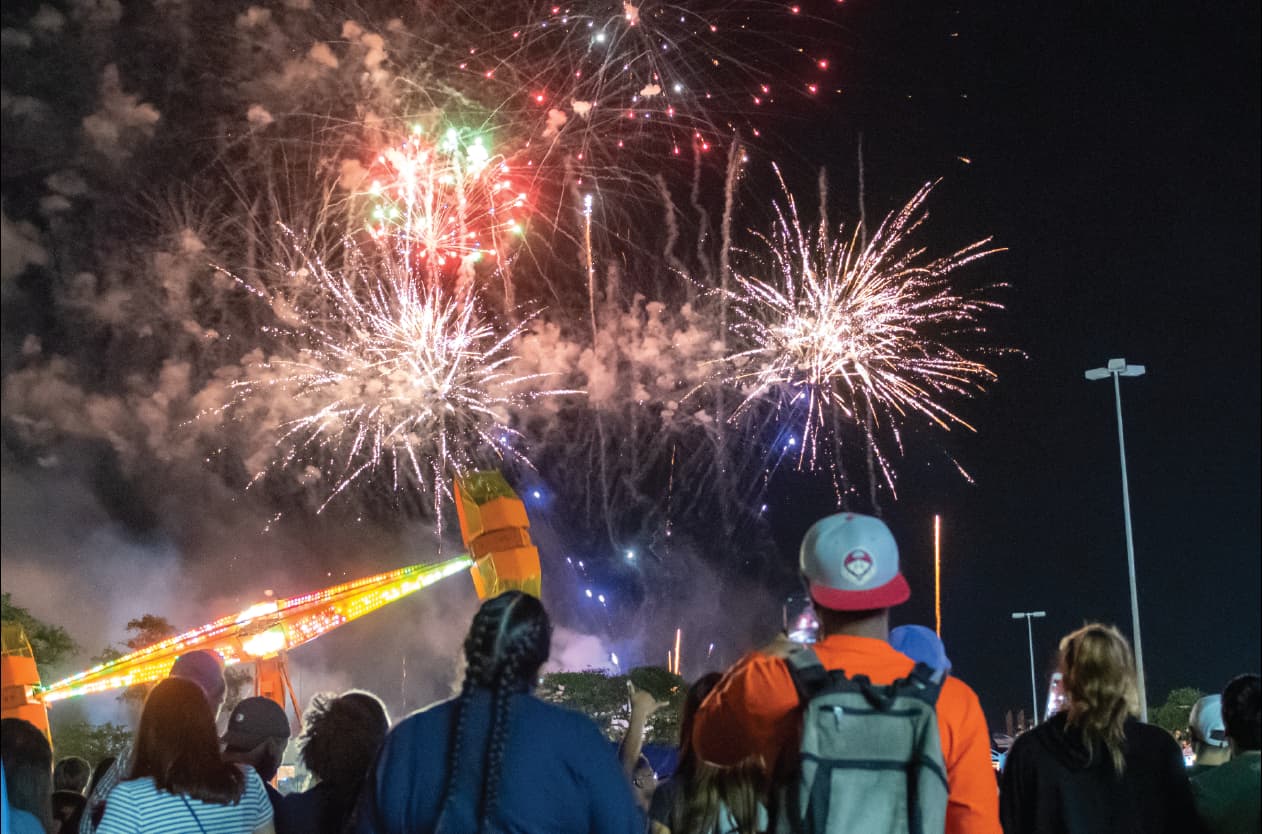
168,650,226,703
890,625,951,671
222,697,291,749
800,513,910,611
1189,694,1227,748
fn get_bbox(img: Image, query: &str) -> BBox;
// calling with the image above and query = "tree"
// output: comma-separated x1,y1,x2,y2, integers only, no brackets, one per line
111,614,178,718
1152,686,1205,737
122,615,178,651
1,591,80,678
50,719,133,767
537,667,685,744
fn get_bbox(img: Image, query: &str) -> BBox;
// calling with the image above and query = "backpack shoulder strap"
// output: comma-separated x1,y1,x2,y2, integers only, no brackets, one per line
783,645,831,704
900,662,947,706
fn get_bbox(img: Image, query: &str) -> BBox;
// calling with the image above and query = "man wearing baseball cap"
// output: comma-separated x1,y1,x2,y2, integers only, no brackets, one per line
222,697,293,813
692,513,999,834
1188,694,1231,776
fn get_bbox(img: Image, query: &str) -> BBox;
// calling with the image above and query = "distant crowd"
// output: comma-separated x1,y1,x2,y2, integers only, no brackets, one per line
3,512,1258,833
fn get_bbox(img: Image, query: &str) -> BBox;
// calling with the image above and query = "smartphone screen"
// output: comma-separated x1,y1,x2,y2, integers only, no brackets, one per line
784,593,820,644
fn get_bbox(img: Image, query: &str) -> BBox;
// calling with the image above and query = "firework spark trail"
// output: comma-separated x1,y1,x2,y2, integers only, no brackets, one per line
724,171,1007,494
228,230,568,520
423,0,838,228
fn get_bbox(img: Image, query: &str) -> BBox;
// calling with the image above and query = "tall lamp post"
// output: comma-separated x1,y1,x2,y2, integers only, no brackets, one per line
1085,357,1148,721
1012,611,1046,727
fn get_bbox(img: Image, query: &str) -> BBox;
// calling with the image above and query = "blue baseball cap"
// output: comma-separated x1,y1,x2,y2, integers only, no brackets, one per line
890,625,952,671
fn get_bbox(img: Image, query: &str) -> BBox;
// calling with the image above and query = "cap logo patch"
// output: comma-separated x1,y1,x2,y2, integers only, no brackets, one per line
842,549,874,584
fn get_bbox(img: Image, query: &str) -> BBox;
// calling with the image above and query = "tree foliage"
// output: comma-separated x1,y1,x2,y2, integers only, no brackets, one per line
1,591,80,677
122,615,178,651
537,666,686,745
50,718,133,767
111,614,179,715
1151,686,1206,736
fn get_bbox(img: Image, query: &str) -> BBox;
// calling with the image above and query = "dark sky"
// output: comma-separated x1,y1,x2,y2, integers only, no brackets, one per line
759,0,1261,722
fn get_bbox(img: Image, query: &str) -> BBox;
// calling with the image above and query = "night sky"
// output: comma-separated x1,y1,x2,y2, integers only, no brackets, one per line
760,0,1261,721
1,0,1258,731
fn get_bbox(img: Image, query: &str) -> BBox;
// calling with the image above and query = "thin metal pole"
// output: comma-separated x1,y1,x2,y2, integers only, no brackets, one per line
934,515,942,637
1111,371,1148,721
1025,615,1038,725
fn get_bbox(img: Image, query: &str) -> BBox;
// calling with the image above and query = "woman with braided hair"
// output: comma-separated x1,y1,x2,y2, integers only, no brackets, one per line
355,591,642,834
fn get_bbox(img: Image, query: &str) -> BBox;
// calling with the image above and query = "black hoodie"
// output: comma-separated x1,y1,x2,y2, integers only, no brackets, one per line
1000,712,1205,834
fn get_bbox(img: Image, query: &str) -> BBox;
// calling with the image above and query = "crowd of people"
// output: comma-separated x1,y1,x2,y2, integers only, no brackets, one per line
2,512,1258,833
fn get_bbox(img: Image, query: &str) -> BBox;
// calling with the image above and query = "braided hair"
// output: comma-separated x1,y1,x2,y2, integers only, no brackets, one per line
435,591,552,833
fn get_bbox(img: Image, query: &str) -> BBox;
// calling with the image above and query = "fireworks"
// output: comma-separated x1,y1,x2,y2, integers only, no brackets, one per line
724,173,1006,490
434,1,834,192
360,124,529,298
229,231,565,515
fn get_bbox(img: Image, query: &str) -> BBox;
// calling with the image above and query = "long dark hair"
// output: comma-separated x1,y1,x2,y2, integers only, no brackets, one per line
676,672,723,784
129,677,245,804
436,591,552,833
1,717,54,832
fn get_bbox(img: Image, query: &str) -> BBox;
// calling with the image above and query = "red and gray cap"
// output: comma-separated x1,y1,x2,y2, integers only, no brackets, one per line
800,512,910,611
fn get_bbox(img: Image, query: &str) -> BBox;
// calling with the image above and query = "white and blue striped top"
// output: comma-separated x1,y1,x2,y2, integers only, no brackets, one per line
96,768,273,834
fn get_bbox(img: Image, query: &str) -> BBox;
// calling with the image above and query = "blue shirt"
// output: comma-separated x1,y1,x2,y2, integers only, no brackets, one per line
96,769,272,834
356,689,643,834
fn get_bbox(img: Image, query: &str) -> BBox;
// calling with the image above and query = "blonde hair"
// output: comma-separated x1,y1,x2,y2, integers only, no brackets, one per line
1059,623,1139,773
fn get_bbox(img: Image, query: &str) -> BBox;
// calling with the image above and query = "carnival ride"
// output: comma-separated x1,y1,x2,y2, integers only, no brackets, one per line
1,472,541,736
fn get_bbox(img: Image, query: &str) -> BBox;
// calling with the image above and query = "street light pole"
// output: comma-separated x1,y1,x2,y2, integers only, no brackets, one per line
1012,611,1046,727
1085,358,1148,721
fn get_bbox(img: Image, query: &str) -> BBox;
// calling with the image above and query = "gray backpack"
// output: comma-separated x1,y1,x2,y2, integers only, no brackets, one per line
776,647,949,834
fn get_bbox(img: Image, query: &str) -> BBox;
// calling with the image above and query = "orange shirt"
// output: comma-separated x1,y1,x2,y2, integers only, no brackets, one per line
692,634,1001,834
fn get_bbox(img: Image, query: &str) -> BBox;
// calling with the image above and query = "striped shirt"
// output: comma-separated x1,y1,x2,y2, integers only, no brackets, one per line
96,768,273,834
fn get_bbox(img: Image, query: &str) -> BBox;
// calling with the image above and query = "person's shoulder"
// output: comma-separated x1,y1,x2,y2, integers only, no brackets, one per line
1195,751,1261,787
936,672,985,718
521,693,607,733
111,777,153,799
9,808,48,834
1125,719,1181,754
241,765,268,793
1005,714,1061,758
278,783,322,808
392,696,459,734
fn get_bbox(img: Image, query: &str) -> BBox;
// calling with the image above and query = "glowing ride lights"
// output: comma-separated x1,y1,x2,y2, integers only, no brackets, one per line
36,557,473,704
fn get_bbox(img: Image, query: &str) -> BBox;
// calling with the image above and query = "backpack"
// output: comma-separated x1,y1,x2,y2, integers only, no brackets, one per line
775,647,949,834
